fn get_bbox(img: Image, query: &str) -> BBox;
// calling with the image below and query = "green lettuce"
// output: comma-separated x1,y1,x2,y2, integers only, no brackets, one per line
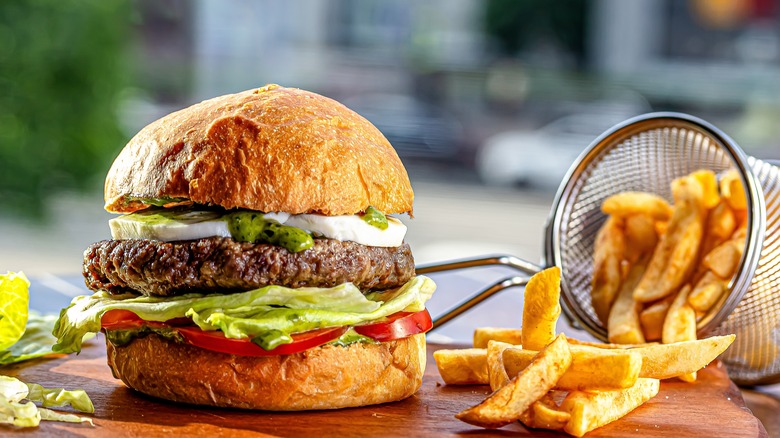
0,313,59,365
0,376,93,428
53,276,435,354
0,272,30,351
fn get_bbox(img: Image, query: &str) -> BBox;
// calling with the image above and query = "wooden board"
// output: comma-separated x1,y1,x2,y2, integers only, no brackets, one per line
2,340,767,437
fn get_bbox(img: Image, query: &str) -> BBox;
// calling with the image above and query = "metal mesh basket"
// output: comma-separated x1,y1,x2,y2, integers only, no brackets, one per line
422,112,780,385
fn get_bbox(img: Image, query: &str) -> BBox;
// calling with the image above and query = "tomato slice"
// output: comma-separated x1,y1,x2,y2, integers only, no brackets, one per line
100,308,432,356
353,309,432,342
177,326,348,357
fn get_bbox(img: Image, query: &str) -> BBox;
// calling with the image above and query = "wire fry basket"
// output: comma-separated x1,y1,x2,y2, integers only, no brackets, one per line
421,112,780,385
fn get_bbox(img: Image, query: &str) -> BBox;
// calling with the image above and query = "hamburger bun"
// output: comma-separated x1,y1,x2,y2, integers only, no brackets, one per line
106,333,426,411
104,84,414,216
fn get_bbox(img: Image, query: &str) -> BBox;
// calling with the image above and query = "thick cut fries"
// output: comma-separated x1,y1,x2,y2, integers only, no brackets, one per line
608,256,649,344
590,217,625,324
520,394,570,432
473,327,522,349
601,192,673,220
633,174,708,303
662,285,698,381
639,296,674,341
455,334,572,429
634,334,735,379
486,341,513,391
522,266,562,351
560,378,660,437
503,346,641,391
624,214,658,263
720,169,747,211
688,271,725,313
434,349,488,385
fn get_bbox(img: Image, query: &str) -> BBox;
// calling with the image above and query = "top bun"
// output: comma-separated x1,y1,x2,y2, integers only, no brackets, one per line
104,84,414,216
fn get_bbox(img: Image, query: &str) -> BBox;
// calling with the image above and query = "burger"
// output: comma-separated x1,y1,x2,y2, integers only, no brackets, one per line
52,84,436,410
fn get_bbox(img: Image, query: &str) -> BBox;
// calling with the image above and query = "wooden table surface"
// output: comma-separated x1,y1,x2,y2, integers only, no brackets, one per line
1,337,768,437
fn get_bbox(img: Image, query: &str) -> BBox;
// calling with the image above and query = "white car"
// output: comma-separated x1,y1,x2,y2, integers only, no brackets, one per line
476,112,643,189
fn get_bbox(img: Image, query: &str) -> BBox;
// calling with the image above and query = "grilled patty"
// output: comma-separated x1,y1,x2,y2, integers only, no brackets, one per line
83,237,415,297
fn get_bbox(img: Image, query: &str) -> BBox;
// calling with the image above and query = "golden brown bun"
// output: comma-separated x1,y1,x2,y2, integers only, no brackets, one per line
105,333,426,410
104,84,413,216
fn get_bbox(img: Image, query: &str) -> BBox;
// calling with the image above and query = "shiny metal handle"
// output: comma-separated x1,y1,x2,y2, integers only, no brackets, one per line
415,255,543,329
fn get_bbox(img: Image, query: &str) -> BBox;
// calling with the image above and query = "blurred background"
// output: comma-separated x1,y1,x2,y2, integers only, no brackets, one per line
2,0,780,275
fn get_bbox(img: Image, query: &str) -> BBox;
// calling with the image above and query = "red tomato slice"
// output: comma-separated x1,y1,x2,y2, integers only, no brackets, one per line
353,309,433,342
101,310,146,330
176,326,348,356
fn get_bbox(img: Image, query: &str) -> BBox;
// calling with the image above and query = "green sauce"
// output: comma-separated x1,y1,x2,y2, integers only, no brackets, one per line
105,326,184,347
360,206,388,230
225,211,313,253
125,209,222,225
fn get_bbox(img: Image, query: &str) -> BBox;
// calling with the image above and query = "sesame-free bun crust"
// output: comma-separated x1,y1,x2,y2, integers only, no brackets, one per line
105,333,426,411
104,84,413,216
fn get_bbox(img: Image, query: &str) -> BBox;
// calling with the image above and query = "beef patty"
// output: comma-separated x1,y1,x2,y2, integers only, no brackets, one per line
83,237,415,297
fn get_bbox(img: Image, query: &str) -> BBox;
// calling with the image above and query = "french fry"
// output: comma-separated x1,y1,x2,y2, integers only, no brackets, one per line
633,174,707,303
560,378,660,437
703,239,743,279
624,214,658,263
503,346,641,391
699,200,736,258
455,334,572,429
520,394,571,432
567,338,657,349
473,327,522,349
601,192,673,220
523,266,562,351
690,169,720,209
663,285,698,382
590,217,625,324
486,341,513,391
720,169,747,211
639,296,674,341
608,256,649,344
688,271,725,313
433,349,488,385
633,334,736,379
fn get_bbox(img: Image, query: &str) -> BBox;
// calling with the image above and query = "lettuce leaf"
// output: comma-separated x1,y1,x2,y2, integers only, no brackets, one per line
53,276,436,354
0,272,30,351
0,376,94,428
0,313,59,365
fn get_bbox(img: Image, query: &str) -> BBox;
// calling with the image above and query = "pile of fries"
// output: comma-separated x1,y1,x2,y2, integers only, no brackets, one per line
591,169,746,381
434,267,735,436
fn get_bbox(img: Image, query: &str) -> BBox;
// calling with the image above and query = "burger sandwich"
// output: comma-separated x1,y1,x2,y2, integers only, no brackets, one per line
52,84,436,410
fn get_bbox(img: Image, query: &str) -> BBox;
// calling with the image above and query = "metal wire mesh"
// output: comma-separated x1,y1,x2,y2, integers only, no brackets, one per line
546,113,778,385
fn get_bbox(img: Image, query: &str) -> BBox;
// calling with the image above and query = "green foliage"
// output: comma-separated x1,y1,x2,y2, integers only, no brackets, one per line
0,0,132,219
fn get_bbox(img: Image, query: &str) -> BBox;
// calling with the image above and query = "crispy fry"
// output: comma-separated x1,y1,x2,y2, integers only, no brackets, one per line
520,395,571,432
566,338,657,349
487,341,513,391
634,334,736,379
633,175,707,303
703,239,743,279
663,285,698,382
434,348,488,385
504,346,641,391
601,192,673,220
639,296,674,341
560,378,660,437
608,256,649,344
624,214,658,263
590,217,625,324
690,169,720,209
523,267,562,351
700,200,736,258
720,169,747,211
688,271,725,313
473,327,522,349
455,334,572,429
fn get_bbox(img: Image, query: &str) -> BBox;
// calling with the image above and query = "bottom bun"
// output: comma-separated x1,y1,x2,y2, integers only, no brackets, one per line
105,333,426,410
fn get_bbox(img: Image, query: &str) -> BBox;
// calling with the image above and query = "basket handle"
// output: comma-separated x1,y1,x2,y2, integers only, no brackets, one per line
416,255,542,329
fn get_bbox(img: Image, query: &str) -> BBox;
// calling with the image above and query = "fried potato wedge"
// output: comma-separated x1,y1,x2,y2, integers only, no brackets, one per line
434,348,488,385
560,378,660,437
523,266,562,351
520,395,571,432
591,217,625,324
639,296,674,342
455,334,572,429
473,327,522,349
720,169,747,211
601,192,673,220
487,341,513,391
608,256,648,344
503,346,641,391
663,285,698,381
624,214,658,263
688,271,725,313
634,334,735,379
